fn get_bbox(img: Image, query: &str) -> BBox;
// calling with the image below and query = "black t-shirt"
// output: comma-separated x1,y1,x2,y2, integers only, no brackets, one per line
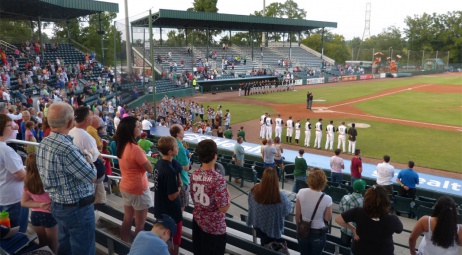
153,158,183,223
341,207,403,255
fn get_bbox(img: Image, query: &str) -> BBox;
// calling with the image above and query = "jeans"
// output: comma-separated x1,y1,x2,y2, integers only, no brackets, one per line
292,175,307,193
298,231,326,255
51,203,95,255
0,202,29,233
331,172,343,185
255,228,283,246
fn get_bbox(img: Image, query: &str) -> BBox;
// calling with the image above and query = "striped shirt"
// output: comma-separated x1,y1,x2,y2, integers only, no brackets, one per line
37,132,96,204
338,192,364,236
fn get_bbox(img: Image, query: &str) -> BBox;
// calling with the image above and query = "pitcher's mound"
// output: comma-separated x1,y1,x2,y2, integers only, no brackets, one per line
347,123,371,128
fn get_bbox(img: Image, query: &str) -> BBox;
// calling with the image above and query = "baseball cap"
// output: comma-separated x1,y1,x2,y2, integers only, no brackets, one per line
140,132,147,139
0,225,19,240
353,179,366,193
155,214,177,240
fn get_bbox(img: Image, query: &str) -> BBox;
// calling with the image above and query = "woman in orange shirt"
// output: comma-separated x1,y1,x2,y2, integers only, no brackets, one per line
113,116,153,242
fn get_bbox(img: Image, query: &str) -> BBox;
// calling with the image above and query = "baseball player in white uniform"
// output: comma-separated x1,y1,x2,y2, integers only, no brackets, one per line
275,114,284,138
337,121,347,152
265,114,273,139
295,120,301,145
325,120,335,150
314,118,323,149
304,118,311,147
286,116,294,143
260,113,267,139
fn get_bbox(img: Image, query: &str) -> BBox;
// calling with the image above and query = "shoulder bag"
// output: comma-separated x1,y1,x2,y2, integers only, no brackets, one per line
297,193,325,238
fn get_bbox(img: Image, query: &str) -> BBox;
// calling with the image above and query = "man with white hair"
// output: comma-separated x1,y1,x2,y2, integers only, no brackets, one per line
37,102,97,254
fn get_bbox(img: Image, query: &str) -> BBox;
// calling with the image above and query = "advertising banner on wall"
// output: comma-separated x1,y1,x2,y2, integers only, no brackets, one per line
359,74,374,80
341,75,357,82
306,78,325,85
327,77,339,82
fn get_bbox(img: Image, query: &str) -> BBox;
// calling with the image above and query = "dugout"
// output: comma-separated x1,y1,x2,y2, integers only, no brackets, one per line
197,76,278,93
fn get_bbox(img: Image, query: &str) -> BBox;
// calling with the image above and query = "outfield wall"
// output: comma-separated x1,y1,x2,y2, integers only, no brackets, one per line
151,126,462,198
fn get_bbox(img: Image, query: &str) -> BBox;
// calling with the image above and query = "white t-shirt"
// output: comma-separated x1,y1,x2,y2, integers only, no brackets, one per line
330,155,344,173
68,127,100,161
142,119,152,131
376,162,395,186
296,188,332,229
0,142,25,205
114,117,120,130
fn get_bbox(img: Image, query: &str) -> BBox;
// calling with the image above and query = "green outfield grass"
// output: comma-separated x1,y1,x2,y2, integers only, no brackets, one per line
354,91,462,126
246,76,461,104
200,101,275,124
270,118,461,173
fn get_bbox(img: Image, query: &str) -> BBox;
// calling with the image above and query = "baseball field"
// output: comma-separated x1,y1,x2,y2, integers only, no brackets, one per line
195,73,462,175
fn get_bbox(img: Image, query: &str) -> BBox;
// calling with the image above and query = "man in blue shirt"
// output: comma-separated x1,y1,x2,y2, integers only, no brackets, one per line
396,161,419,199
128,214,177,255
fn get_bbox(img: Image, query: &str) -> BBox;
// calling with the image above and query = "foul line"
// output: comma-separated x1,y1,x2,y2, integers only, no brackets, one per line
330,110,461,131
326,84,432,109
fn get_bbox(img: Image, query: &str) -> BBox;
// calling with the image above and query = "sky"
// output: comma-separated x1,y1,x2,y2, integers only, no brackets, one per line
105,0,462,40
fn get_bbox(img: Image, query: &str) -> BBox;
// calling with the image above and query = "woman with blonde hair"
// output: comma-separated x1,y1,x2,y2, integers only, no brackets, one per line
247,167,292,246
409,195,461,255
335,185,403,255
296,168,332,255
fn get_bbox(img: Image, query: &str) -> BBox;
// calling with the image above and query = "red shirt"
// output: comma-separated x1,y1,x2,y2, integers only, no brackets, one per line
190,168,229,235
350,157,362,178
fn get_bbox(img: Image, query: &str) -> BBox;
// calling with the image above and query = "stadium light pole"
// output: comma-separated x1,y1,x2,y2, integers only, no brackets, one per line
262,0,266,46
124,0,132,73
149,10,157,121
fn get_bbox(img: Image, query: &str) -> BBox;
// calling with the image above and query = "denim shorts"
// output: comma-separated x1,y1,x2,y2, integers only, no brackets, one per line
31,211,57,228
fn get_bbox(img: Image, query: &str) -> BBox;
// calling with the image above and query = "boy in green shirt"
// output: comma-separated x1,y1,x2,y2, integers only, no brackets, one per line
137,132,153,152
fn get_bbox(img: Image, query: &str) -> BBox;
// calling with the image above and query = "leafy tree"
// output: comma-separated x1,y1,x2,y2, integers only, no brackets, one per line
183,0,220,47
404,11,462,63
302,30,349,63
253,0,306,42
187,0,218,12
52,12,122,66
0,20,33,42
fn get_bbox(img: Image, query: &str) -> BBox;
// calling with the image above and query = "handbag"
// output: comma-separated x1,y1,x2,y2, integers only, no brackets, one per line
264,240,290,255
297,193,325,238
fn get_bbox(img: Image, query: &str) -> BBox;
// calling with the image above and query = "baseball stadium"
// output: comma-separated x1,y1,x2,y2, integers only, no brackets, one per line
0,0,461,255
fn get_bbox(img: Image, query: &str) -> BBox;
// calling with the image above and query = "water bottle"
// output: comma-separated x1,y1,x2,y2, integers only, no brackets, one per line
0,211,11,228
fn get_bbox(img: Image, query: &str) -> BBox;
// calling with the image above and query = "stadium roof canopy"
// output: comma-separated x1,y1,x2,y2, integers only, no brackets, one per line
0,0,119,22
131,9,337,32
